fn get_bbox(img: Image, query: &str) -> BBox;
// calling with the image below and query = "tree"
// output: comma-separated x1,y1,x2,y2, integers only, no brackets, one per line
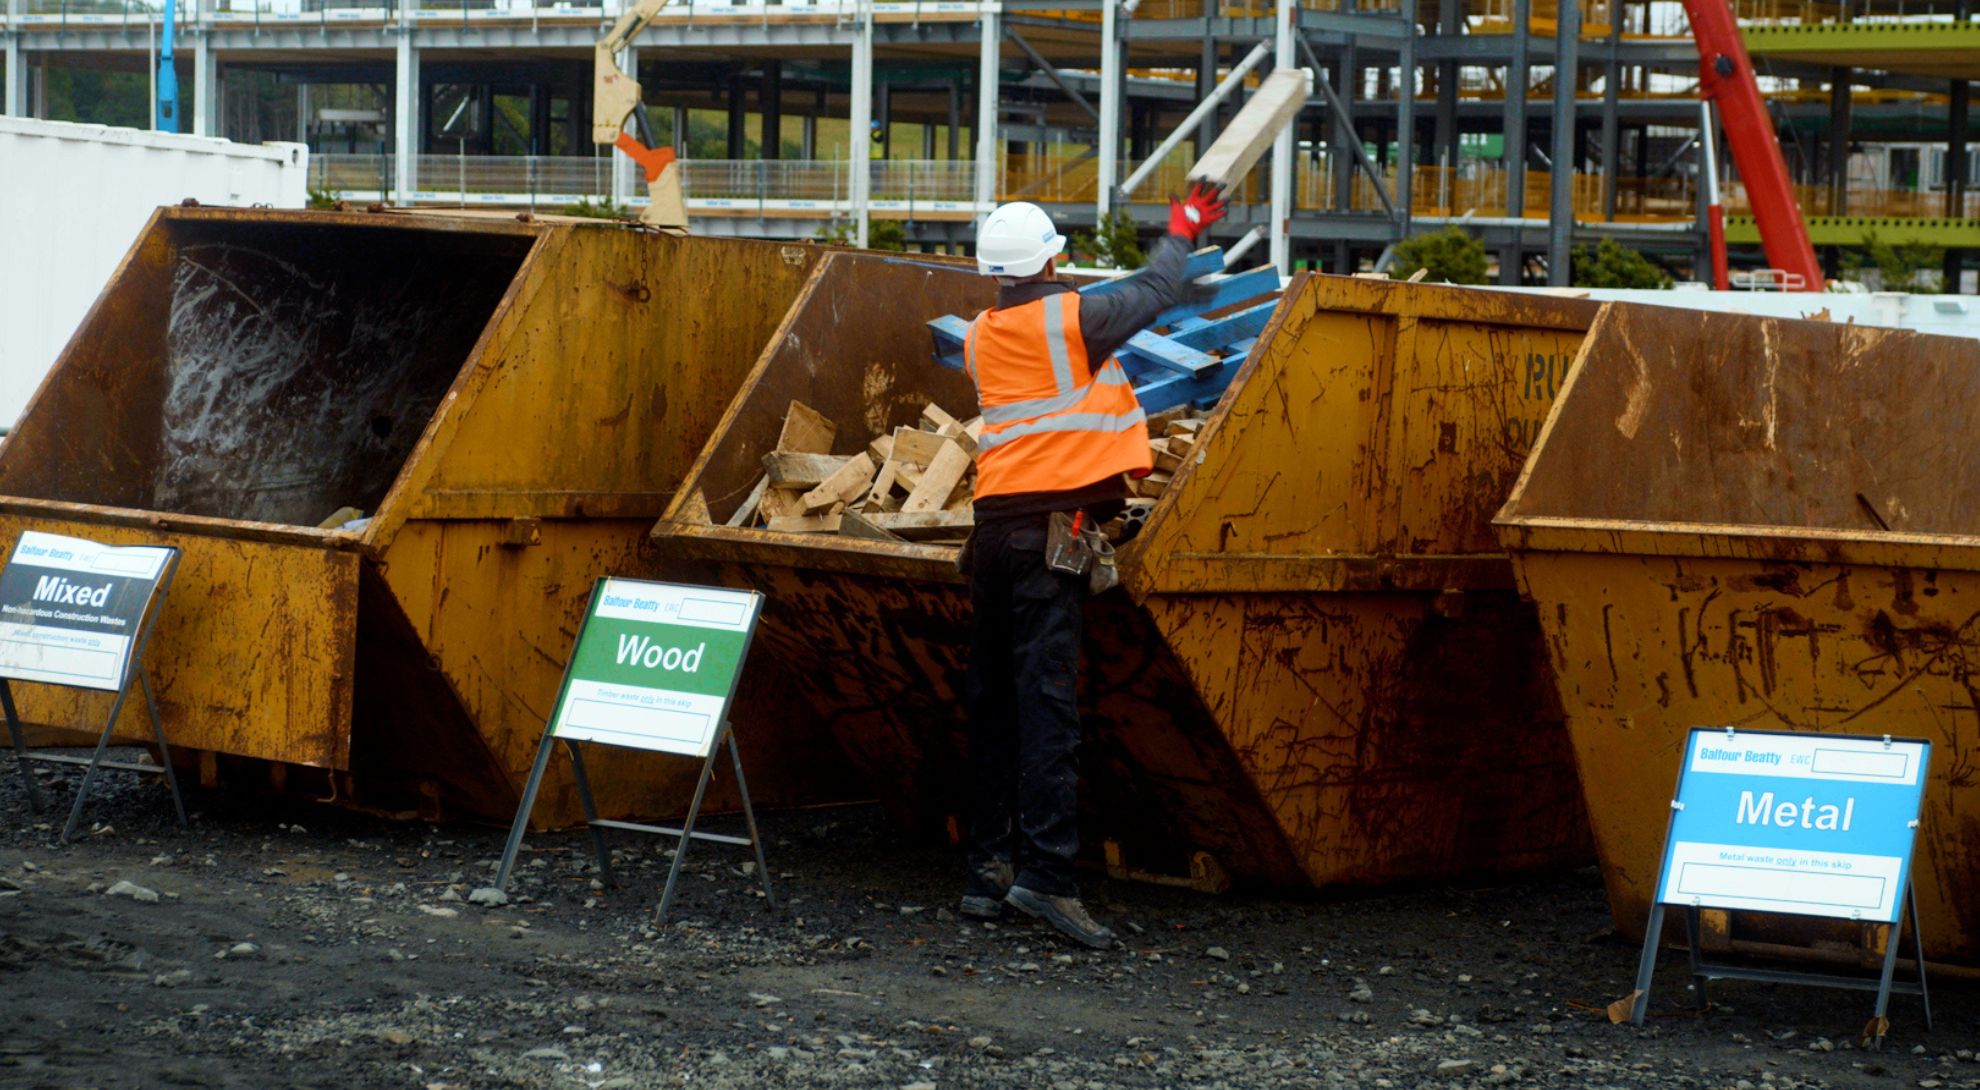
1069,210,1147,270
814,218,906,251
1839,231,1944,294
1390,227,1487,285
1571,239,1673,289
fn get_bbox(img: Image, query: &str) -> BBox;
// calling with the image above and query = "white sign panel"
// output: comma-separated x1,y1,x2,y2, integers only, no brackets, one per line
1656,729,1931,923
0,531,174,691
548,578,762,758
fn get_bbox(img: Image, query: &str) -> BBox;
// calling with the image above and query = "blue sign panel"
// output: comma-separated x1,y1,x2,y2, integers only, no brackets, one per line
1655,729,1930,924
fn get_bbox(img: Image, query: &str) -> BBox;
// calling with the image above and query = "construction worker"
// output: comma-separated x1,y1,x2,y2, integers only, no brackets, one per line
958,185,1227,948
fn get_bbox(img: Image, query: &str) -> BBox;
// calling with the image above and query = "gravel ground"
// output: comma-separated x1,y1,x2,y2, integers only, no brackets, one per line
0,755,1973,1090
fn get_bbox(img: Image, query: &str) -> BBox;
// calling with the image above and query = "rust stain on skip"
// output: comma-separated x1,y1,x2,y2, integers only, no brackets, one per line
1499,302,1980,964
0,207,862,827
655,259,1600,890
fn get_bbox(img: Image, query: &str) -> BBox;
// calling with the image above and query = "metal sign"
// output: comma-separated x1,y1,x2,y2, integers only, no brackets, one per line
548,579,759,758
495,578,774,925
1625,727,1933,1043
1657,729,1930,924
0,531,175,692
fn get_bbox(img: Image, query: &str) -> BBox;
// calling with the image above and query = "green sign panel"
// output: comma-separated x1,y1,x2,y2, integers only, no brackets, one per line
549,578,763,758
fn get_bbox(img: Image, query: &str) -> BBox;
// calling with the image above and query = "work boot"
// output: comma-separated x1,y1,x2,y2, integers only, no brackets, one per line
960,859,1015,919
1005,885,1117,949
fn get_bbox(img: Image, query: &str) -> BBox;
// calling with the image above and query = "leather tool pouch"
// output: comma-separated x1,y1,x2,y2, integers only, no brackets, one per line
1044,510,1092,577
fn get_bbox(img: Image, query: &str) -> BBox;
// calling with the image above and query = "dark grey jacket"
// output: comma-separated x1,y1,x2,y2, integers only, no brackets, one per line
971,233,1200,522
991,233,1198,367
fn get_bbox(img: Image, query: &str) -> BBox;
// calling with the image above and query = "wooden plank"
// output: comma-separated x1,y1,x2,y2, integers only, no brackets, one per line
757,486,807,523
762,451,852,488
891,426,952,467
896,463,925,491
766,514,843,534
867,433,895,464
1155,445,1186,474
776,400,838,454
1166,418,1205,438
871,509,975,539
1134,471,1174,499
800,452,876,513
1188,67,1312,189
726,475,770,528
922,402,962,432
865,461,901,511
838,509,905,542
902,441,972,514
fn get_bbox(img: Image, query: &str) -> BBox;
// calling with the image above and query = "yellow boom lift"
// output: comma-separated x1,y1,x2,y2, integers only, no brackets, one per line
594,0,688,232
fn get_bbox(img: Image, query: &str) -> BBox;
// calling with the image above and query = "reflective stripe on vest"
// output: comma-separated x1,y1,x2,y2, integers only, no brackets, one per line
963,291,1153,498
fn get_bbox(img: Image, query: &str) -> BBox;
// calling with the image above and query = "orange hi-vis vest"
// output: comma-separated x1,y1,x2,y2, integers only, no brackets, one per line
963,291,1152,499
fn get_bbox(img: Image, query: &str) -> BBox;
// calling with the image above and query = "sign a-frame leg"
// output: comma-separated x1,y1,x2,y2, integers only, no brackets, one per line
493,722,776,925
1,547,186,843
492,578,775,929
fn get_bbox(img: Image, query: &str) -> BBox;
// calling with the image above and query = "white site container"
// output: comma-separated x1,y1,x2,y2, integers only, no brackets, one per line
1501,283,1980,342
0,117,308,429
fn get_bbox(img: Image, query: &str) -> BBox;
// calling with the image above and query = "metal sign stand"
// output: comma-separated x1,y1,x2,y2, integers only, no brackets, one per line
1624,727,1932,1049
493,722,774,925
2,553,186,844
489,578,776,927
1628,885,1933,1046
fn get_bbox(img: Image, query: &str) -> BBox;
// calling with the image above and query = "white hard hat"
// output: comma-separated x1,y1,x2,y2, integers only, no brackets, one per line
976,202,1065,277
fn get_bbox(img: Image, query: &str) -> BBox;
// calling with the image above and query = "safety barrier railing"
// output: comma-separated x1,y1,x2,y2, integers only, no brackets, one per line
315,154,991,211
13,0,974,24
317,153,1980,229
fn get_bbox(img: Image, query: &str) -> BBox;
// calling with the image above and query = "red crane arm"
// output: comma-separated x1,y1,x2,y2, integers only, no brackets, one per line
1682,0,1826,291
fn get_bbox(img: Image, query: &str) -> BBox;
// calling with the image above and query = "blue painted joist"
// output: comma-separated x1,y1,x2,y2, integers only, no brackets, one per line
1153,266,1281,328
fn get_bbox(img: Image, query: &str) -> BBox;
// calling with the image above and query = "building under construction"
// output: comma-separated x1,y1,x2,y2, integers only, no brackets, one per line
2,0,1974,283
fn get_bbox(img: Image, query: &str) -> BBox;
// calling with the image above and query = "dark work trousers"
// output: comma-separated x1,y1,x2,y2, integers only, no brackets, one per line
965,514,1087,898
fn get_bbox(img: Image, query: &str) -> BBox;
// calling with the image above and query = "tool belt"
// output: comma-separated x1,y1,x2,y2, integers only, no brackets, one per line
1045,510,1119,594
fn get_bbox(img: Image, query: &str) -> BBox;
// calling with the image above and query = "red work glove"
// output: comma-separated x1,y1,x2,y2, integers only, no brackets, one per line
1167,182,1227,244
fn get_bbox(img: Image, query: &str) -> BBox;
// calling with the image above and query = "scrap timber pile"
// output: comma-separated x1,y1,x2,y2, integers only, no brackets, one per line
726,399,1212,545
722,249,1279,547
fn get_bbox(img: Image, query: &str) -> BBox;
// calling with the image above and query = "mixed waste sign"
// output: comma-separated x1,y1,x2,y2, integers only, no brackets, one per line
0,531,175,692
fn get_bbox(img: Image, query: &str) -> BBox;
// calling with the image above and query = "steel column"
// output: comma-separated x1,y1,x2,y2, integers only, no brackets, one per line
192,29,218,137
1828,67,1851,214
1098,0,1123,216
1198,35,1218,155
850,5,873,246
1270,0,1295,271
1394,0,1416,239
394,29,420,205
947,79,961,159
763,59,782,159
1545,0,1578,285
2,36,22,118
1599,15,1620,221
1333,43,1357,212
976,6,1000,210
1498,0,1530,284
